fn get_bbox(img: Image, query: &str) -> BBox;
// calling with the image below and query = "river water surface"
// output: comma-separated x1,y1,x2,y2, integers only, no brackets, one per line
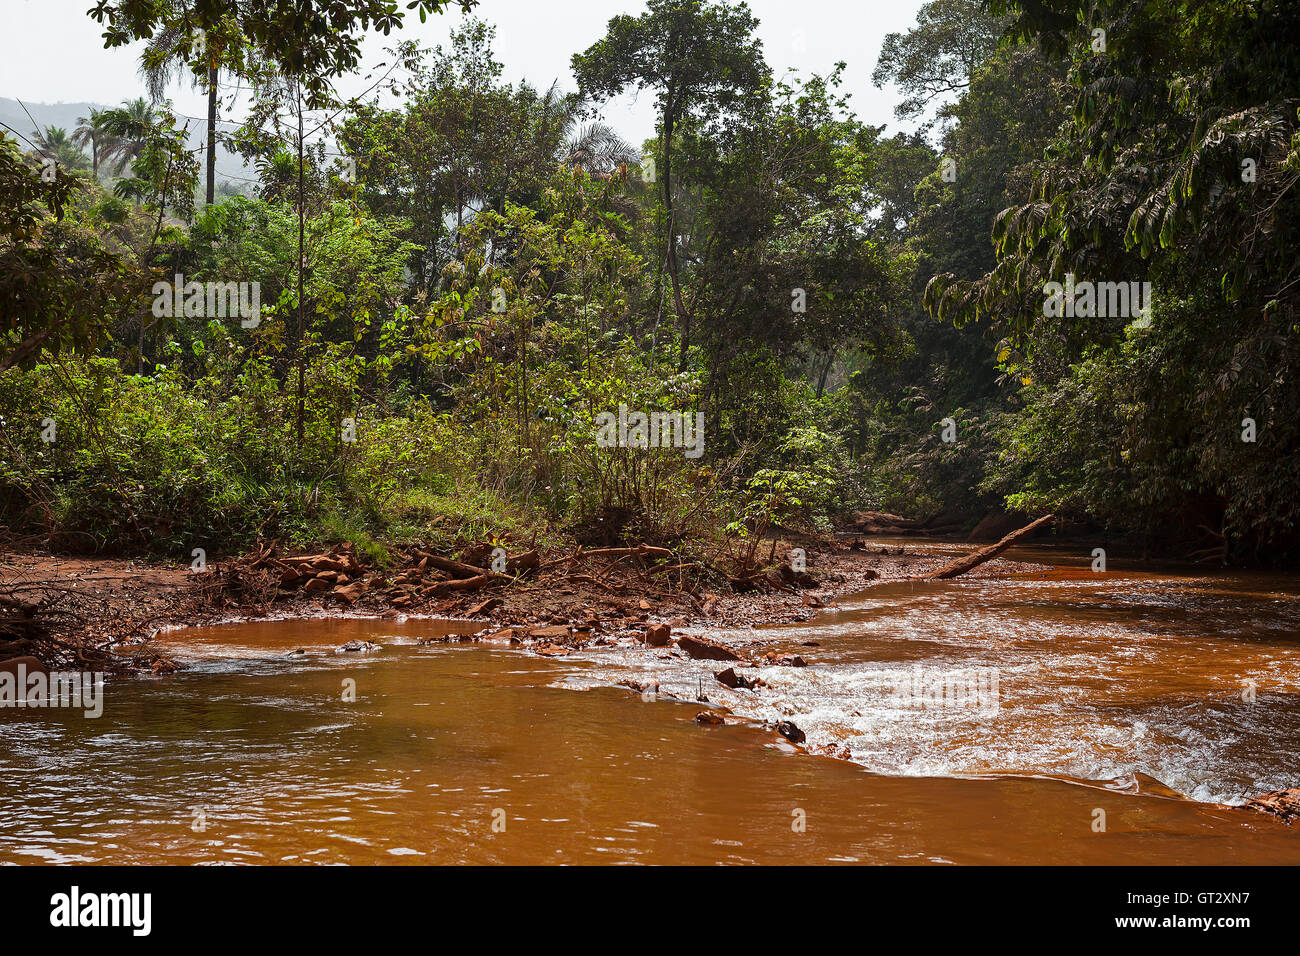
3,540,1300,864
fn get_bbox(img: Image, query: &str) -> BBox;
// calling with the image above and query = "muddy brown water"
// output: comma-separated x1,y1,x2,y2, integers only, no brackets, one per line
3,539,1300,864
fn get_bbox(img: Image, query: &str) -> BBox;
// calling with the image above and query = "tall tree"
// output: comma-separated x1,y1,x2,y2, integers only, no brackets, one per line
70,109,120,178
91,0,477,104
872,0,1005,130
573,0,769,367
340,23,592,294
0,134,140,372
924,0,1300,555
98,97,156,176
138,5,246,206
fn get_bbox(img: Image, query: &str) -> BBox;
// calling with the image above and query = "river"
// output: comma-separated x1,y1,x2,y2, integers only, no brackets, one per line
3,539,1300,864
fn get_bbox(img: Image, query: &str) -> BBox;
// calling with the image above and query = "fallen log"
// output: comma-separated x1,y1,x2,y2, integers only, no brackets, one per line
415,549,536,579
646,562,700,575
415,551,492,580
429,572,509,593
506,549,539,573
921,513,1054,580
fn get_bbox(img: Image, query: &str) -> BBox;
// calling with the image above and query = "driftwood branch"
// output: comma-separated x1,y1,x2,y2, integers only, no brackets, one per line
921,514,1054,580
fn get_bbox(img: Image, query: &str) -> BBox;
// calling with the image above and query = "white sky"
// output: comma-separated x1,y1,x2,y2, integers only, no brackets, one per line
0,0,930,144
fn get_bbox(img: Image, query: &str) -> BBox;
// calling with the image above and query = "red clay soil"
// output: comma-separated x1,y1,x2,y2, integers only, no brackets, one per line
0,533,1043,671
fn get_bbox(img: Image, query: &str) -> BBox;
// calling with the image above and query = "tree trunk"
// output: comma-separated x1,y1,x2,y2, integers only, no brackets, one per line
205,66,218,206
815,351,833,398
295,91,306,445
661,106,690,370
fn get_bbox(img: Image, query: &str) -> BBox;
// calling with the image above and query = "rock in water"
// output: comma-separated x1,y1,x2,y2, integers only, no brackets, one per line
714,667,763,690
677,634,743,662
644,623,671,646
762,651,807,667
527,625,571,640
776,720,806,744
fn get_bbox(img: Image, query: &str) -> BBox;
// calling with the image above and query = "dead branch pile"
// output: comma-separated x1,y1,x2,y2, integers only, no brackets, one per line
245,541,541,610
0,574,161,673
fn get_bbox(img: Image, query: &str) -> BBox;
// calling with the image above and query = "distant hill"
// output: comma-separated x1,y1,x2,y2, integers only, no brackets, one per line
0,96,251,187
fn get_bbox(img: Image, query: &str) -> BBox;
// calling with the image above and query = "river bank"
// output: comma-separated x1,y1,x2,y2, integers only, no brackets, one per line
0,531,1044,670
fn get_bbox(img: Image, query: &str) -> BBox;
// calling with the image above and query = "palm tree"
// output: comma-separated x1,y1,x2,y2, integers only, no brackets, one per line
560,120,638,177
530,83,639,177
139,9,242,206
34,126,90,171
70,108,120,178
99,98,156,176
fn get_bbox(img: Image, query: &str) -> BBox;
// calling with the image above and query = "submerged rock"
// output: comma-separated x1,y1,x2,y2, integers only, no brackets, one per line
694,710,725,725
762,651,808,668
619,679,659,697
0,656,47,690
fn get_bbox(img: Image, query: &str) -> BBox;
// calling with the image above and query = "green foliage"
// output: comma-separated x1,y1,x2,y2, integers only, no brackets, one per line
339,21,581,296
8,0,1297,566
90,0,477,104
872,0,1005,128
924,0,1300,557
0,134,144,373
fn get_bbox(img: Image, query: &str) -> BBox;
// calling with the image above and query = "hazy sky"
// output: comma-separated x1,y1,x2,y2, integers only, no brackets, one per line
1,0,930,144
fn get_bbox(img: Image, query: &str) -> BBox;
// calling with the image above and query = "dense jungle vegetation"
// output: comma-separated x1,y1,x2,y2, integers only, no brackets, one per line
1,0,1297,564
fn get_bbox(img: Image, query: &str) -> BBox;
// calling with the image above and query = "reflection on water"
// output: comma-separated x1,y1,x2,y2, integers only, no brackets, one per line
3,547,1300,865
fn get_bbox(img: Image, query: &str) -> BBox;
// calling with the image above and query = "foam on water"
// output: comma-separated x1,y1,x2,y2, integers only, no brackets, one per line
556,562,1300,804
